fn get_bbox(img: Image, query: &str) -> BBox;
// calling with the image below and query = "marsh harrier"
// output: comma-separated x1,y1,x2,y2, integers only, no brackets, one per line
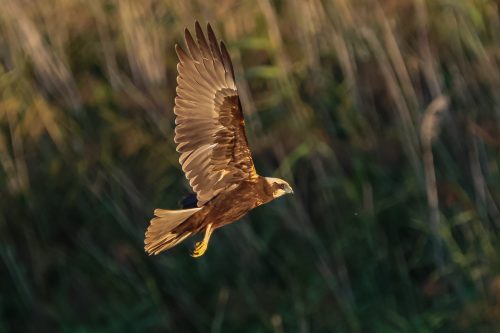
144,22,293,257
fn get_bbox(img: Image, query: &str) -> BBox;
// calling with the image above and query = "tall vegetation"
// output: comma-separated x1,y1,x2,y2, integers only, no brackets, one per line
1,0,499,332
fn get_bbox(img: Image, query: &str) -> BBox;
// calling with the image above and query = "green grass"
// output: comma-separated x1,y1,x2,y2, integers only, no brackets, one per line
1,0,500,332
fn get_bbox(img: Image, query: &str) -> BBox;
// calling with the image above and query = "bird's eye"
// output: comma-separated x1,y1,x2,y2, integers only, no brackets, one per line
279,184,285,190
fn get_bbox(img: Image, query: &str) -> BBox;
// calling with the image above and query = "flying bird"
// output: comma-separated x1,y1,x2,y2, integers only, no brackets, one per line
144,22,293,257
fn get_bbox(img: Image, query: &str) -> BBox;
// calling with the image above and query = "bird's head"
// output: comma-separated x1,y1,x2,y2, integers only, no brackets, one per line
264,177,294,198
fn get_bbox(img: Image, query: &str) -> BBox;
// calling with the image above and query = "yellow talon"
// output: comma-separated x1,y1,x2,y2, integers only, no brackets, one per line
190,223,213,258
191,241,208,257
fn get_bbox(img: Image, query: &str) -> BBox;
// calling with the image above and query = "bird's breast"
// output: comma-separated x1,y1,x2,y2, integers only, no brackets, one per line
206,181,264,229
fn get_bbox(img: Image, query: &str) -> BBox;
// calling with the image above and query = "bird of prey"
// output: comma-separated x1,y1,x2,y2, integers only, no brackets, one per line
144,22,293,257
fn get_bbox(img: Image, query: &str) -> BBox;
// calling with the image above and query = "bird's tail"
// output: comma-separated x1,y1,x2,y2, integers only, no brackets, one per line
144,207,201,255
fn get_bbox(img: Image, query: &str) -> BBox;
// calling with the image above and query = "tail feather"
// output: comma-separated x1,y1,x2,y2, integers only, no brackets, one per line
144,207,201,255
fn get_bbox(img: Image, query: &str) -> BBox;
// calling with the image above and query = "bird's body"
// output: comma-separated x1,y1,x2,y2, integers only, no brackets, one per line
177,178,274,234
144,22,292,257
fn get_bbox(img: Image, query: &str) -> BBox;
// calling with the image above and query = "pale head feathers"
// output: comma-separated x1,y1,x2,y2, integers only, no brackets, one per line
264,177,293,198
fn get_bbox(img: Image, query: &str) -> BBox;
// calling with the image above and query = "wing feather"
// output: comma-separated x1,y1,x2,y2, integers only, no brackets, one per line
184,29,202,61
195,21,212,59
220,42,235,83
174,22,257,206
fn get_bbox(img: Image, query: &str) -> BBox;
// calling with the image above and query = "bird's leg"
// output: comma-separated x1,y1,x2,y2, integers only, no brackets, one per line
191,223,213,258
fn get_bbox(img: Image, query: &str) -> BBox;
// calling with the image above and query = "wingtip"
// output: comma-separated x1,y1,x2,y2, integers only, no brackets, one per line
175,43,184,56
207,23,217,41
195,20,206,37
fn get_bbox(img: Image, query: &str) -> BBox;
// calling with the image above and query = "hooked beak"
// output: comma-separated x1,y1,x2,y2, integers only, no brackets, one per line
285,186,294,194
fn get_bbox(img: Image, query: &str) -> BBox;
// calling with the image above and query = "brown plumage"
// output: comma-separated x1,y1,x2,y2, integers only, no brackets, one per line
144,22,293,257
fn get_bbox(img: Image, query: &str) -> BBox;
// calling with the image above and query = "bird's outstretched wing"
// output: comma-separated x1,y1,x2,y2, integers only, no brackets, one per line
174,22,257,206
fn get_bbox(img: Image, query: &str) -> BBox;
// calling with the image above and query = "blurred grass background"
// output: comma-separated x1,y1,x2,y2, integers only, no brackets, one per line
1,0,500,332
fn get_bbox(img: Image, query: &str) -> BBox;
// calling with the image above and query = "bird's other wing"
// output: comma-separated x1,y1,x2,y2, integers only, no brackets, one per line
174,22,257,207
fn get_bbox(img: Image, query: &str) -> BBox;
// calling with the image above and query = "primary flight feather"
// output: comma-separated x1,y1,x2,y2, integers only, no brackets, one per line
144,22,293,257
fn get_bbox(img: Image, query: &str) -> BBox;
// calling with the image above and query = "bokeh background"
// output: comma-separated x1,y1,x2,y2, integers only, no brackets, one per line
1,0,500,332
